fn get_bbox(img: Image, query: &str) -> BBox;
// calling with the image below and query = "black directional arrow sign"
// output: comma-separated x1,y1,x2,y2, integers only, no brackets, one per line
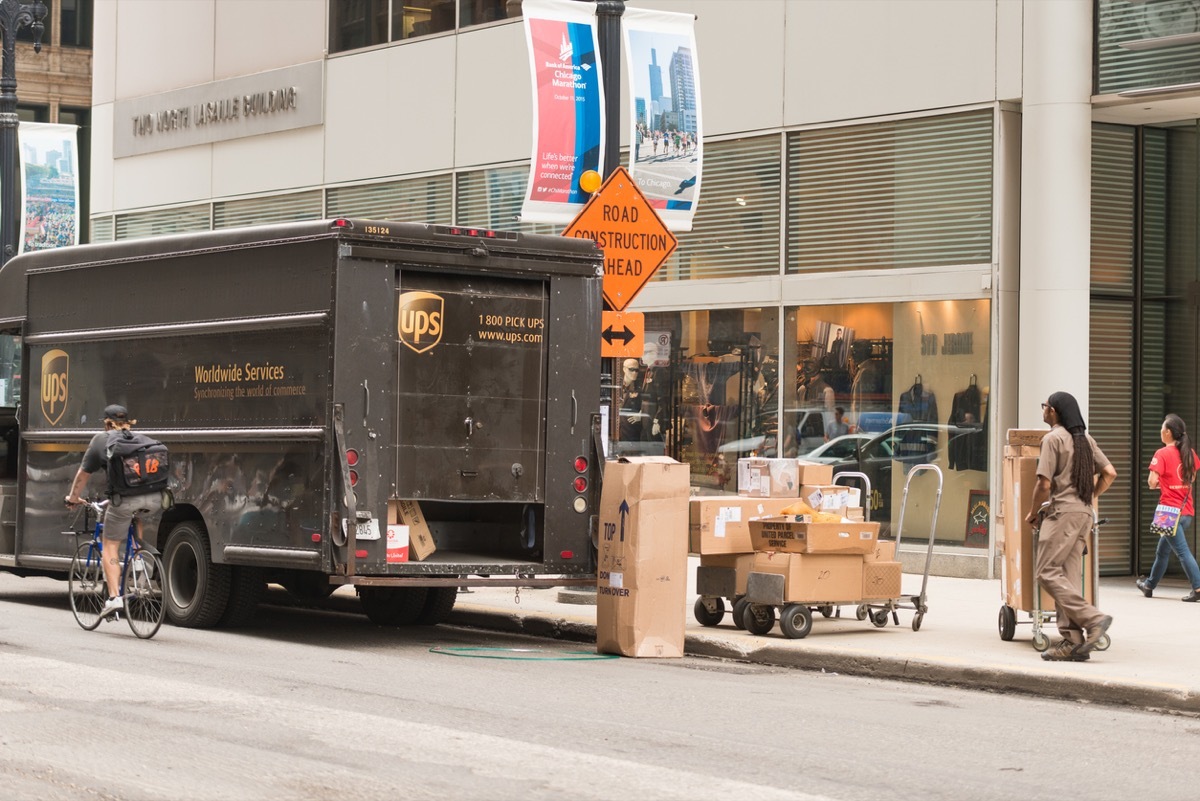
600,310,644,358
602,325,635,346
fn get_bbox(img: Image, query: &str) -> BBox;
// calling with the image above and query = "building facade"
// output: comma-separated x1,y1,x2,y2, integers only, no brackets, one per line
88,0,1196,579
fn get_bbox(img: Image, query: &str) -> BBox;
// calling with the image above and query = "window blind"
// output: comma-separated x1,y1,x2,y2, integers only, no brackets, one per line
657,135,781,281
787,110,993,273
326,175,453,224
1092,124,1137,295
1091,299,1135,575
114,205,210,241
213,190,323,230
89,216,114,243
1096,0,1200,95
456,166,557,236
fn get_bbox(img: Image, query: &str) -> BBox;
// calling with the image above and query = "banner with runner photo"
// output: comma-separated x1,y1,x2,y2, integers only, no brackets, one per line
521,0,605,225
19,122,80,254
622,6,702,232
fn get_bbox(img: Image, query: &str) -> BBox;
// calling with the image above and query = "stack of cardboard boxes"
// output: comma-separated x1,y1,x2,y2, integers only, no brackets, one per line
690,457,902,610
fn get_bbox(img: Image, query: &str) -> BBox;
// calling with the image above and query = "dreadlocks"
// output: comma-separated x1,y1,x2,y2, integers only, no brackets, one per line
1047,391,1096,506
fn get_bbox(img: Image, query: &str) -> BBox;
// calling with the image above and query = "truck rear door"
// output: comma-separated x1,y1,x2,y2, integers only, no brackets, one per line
395,271,547,502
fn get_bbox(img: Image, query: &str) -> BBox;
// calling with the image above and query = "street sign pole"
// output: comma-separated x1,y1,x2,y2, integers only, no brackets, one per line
594,0,624,459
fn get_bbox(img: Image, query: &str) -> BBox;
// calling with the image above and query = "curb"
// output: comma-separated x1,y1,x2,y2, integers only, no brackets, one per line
447,606,1200,716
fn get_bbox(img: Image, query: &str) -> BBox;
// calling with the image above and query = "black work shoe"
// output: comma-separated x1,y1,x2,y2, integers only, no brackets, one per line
1079,614,1113,655
1183,590,1200,603
1041,639,1089,662
1136,578,1153,598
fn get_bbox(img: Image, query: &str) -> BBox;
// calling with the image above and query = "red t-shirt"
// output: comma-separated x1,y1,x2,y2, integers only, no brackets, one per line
1150,445,1195,515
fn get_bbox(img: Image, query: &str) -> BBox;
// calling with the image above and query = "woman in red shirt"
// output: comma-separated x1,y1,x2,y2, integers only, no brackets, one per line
1137,414,1200,601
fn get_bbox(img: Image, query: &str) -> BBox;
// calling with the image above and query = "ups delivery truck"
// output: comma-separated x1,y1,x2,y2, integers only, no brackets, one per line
0,219,603,628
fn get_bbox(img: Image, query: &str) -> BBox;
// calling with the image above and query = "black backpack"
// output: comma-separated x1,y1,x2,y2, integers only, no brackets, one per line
106,429,170,496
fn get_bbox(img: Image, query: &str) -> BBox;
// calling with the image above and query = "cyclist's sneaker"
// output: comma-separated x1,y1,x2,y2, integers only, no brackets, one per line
100,596,123,618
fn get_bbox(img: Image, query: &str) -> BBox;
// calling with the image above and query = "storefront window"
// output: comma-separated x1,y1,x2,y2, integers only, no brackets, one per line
615,308,780,494
782,300,991,545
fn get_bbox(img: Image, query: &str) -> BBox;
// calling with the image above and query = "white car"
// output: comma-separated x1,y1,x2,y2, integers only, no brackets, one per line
802,432,873,464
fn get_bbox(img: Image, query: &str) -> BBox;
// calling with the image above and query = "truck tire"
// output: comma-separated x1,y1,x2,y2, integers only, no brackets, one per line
219,566,266,628
164,521,231,628
415,586,458,626
359,586,428,626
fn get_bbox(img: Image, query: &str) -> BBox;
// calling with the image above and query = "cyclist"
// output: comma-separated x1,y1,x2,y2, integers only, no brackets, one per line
65,404,165,619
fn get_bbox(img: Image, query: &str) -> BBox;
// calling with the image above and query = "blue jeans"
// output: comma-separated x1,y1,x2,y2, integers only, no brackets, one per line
1147,514,1200,591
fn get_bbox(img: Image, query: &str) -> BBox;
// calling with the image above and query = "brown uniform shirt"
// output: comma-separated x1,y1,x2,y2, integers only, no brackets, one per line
1036,424,1111,515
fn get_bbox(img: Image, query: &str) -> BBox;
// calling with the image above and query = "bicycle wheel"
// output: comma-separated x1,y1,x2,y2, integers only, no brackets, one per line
69,541,107,631
123,549,165,639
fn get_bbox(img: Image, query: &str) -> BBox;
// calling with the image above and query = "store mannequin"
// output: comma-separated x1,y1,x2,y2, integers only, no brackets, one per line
619,358,647,441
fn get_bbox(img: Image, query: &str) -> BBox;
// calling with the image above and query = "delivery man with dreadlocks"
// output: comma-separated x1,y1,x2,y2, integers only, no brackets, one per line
1026,391,1117,662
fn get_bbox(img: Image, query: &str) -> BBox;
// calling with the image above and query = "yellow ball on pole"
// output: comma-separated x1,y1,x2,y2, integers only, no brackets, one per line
579,170,602,194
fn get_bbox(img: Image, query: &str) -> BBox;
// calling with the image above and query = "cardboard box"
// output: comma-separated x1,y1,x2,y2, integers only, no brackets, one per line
385,524,409,563
752,551,863,603
1000,444,1094,611
748,516,879,555
1006,428,1047,448
800,484,859,511
795,460,834,485
864,539,896,563
688,496,799,554
596,456,690,658
698,553,755,596
737,458,801,498
862,561,902,599
388,499,436,561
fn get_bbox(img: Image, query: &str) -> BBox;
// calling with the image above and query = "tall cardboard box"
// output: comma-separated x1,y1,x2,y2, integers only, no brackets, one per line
388,499,436,561
752,551,863,602
1001,430,1094,611
596,456,690,658
689,496,798,554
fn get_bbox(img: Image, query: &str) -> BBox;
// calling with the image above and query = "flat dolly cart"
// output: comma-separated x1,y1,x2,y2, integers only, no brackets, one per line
740,464,943,639
998,506,1110,653
691,470,874,630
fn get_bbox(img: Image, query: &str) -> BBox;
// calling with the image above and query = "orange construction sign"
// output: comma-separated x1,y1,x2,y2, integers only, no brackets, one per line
600,310,644,359
563,166,678,312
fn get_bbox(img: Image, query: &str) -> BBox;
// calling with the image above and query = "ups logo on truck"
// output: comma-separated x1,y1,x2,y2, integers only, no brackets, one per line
40,348,69,426
398,291,444,354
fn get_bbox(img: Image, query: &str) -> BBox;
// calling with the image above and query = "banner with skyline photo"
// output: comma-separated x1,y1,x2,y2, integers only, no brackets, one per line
622,6,702,232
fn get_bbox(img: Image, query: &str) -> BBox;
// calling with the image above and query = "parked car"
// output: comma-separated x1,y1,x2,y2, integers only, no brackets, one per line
802,432,873,464
825,423,982,535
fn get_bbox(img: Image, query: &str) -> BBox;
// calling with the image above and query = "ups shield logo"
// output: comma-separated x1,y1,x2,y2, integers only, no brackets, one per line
398,291,444,354
40,349,69,426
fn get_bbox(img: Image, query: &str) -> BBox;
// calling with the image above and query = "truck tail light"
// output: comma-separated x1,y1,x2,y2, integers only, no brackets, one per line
355,549,368,558
560,550,574,559
574,456,588,473
349,470,359,486
573,476,588,493
346,449,359,466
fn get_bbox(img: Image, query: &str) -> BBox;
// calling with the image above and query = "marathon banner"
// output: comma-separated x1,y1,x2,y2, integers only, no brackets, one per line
622,6,702,232
18,122,80,254
521,0,605,225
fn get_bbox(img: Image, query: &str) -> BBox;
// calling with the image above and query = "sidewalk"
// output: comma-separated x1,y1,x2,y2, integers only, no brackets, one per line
446,559,1200,715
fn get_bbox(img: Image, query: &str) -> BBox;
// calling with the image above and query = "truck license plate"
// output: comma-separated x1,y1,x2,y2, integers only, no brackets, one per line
342,518,380,541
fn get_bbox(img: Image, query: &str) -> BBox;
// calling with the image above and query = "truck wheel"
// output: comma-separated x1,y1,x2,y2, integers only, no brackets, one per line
359,586,428,626
164,521,231,628
415,586,458,626
219,566,266,628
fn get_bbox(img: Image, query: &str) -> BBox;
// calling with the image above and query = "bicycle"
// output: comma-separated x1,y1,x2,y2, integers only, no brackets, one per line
67,499,166,639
